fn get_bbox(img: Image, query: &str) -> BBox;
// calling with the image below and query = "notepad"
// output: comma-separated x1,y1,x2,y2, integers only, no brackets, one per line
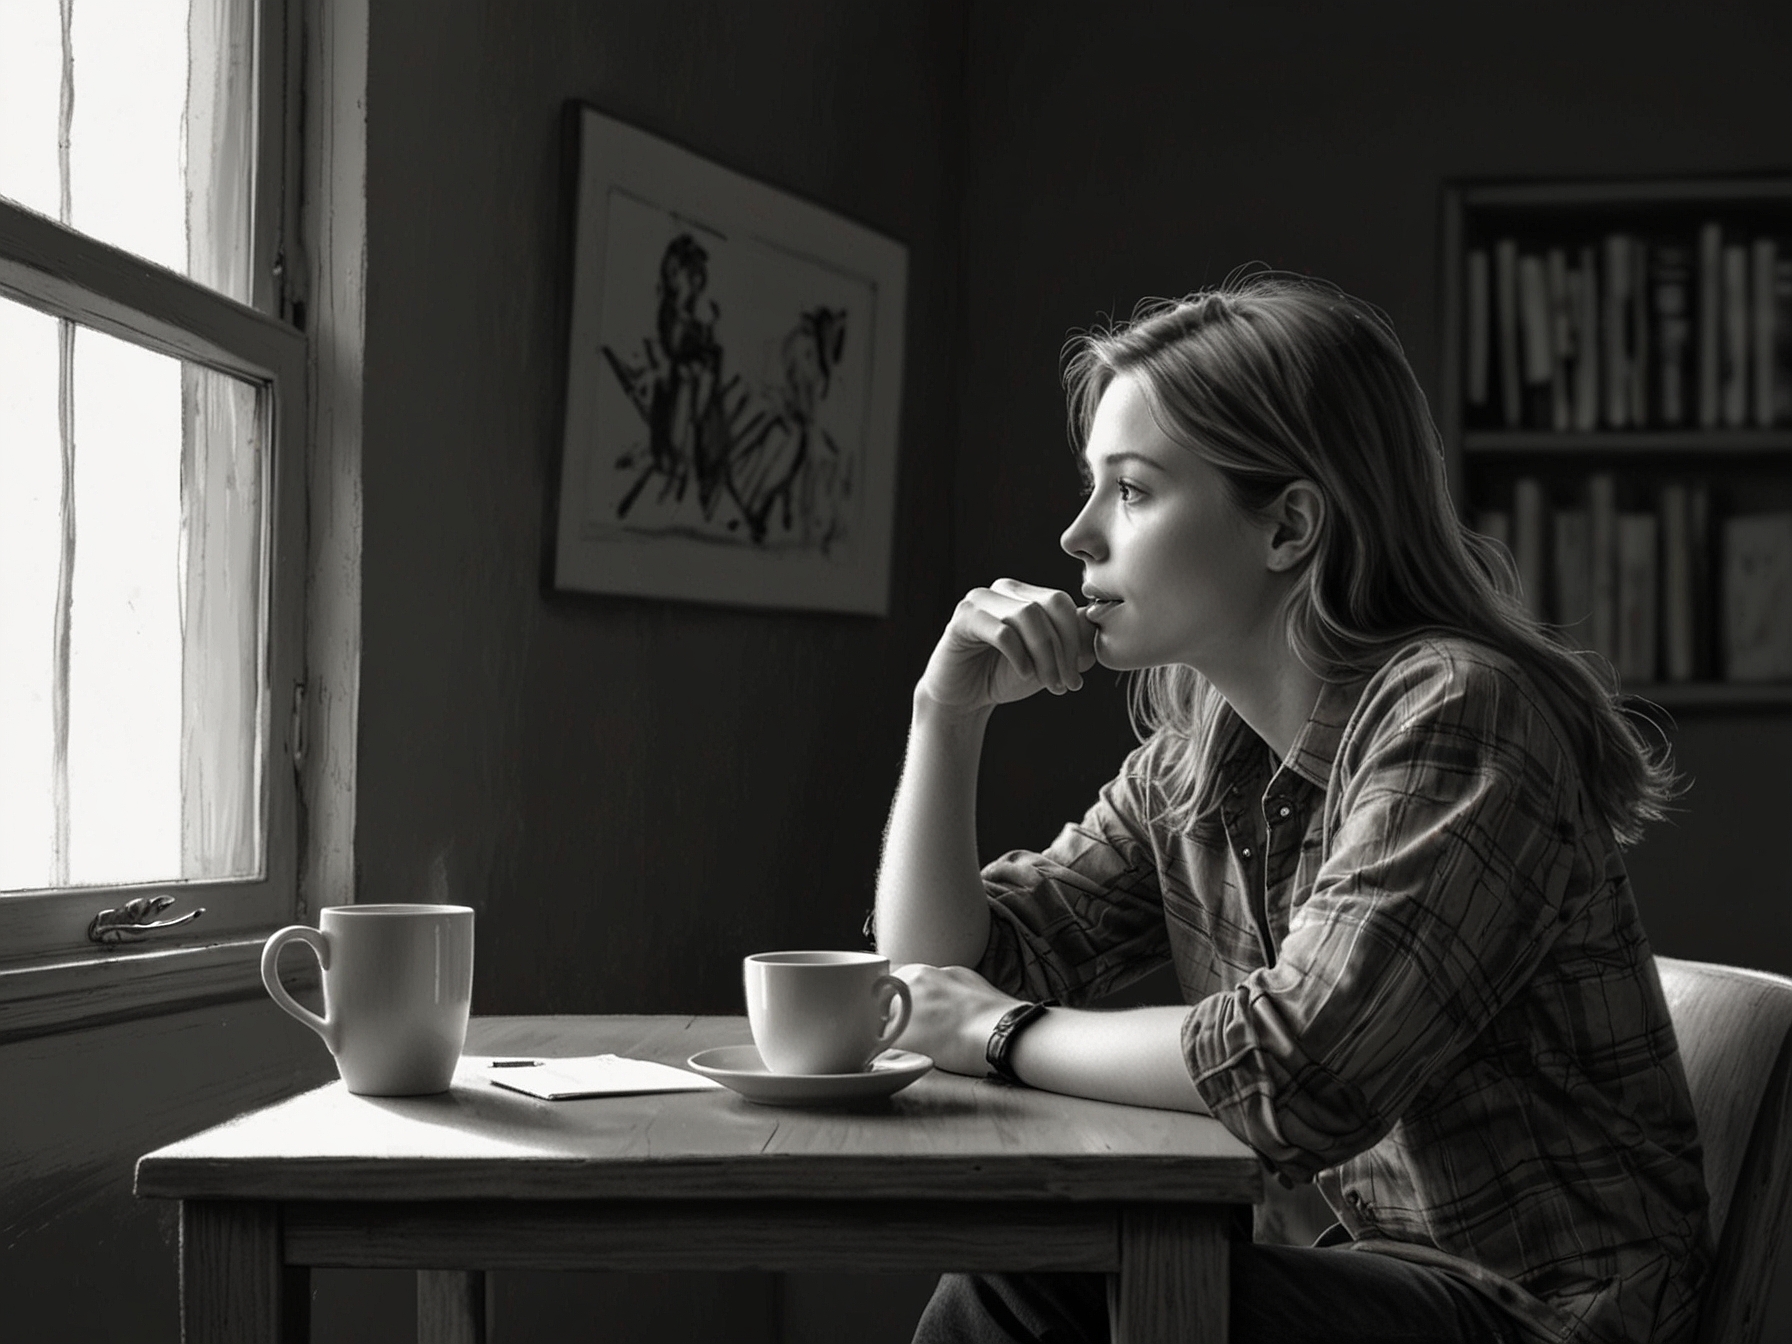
479,1054,725,1101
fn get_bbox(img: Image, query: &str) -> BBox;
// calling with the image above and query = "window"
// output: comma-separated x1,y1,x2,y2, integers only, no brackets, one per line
0,0,309,1035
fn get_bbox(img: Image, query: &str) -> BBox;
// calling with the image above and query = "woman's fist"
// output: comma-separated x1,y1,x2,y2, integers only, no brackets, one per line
915,579,1097,713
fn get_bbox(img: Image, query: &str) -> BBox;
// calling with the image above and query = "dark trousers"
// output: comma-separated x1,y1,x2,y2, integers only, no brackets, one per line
913,1245,1520,1344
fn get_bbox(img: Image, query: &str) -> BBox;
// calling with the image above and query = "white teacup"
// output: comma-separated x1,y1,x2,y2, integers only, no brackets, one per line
744,950,912,1076
261,903,475,1096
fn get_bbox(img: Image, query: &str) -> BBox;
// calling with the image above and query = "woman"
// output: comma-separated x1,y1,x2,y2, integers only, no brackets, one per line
875,274,1711,1344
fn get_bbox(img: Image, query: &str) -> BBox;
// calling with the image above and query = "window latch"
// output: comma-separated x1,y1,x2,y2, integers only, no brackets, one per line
87,894,206,945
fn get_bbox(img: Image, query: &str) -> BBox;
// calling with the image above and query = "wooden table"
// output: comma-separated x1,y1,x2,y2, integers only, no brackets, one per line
136,1016,1260,1343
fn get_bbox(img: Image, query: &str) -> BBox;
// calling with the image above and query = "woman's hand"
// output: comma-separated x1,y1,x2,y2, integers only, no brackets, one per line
890,963,1025,1076
915,579,1097,714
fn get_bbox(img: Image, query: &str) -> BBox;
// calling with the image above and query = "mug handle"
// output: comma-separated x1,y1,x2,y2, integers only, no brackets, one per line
871,974,913,1051
261,925,335,1050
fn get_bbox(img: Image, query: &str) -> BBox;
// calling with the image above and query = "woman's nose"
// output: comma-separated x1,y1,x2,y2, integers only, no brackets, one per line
1060,500,1104,561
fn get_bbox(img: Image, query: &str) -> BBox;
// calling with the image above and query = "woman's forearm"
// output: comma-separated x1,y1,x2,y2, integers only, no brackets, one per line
1009,1004,1209,1113
873,691,996,968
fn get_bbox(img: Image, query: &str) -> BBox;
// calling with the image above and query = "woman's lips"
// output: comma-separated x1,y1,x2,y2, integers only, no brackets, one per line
1082,598,1122,621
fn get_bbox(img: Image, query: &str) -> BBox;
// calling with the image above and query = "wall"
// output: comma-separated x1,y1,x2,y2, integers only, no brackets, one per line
344,0,968,1337
955,0,1792,1333
0,1004,337,1342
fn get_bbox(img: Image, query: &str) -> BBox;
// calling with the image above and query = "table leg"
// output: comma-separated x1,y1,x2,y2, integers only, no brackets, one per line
1109,1207,1230,1344
179,1200,308,1344
418,1269,487,1344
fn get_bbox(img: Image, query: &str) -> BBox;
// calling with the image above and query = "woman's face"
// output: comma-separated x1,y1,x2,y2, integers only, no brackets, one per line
1060,373,1284,675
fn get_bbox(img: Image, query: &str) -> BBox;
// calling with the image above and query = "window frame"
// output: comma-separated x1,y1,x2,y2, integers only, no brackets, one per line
0,0,314,1042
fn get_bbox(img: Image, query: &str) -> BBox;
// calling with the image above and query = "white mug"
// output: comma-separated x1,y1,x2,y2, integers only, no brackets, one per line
744,950,912,1075
261,904,475,1096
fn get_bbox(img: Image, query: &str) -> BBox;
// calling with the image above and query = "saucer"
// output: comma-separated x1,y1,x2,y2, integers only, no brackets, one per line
686,1045,933,1106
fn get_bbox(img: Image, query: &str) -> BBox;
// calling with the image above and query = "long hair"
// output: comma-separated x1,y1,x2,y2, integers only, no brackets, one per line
1062,271,1677,846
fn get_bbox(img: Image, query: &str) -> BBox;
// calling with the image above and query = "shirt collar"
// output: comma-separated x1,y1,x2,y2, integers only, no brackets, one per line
1211,673,1370,791
1281,675,1368,788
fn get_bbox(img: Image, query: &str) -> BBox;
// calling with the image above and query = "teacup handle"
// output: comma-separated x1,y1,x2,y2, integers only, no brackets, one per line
261,925,335,1050
872,974,913,1051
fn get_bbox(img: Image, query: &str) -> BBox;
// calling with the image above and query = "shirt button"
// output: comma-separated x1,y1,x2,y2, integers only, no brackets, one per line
1240,846,1253,859
1278,805,1292,818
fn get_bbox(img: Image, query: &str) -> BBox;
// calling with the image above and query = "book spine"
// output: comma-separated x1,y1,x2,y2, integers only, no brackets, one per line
1660,483,1694,681
1722,512,1792,681
1552,506,1593,646
1466,248,1491,409
1546,247,1573,431
1629,237,1650,428
1603,234,1632,428
1513,477,1548,621
1723,242,1750,427
1574,245,1601,431
1753,237,1778,428
1689,482,1713,679
1518,256,1554,429
1496,238,1522,429
1588,472,1618,662
1616,512,1660,683
1476,509,1513,556
1777,253,1792,427
1699,221,1723,428
1651,242,1693,427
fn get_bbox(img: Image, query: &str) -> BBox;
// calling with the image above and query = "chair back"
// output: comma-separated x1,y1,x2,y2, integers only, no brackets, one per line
1656,956,1792,1344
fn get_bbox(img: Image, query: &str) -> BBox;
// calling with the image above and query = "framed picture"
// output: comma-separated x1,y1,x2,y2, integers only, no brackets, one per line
552,105,908,615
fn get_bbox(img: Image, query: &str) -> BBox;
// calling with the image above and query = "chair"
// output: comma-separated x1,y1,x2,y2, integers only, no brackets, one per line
1656,956,1792,1344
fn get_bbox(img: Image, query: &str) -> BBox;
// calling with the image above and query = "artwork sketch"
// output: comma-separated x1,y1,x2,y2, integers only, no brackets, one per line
554,106,907,613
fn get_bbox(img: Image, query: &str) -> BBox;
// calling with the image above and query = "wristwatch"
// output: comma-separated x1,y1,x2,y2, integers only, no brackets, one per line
985,1000,1055,1084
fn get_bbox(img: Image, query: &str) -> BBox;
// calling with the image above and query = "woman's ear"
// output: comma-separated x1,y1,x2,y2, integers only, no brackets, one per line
1265,481,1323,572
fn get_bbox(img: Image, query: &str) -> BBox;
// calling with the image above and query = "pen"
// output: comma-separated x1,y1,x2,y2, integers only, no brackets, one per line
489,1058,545,1068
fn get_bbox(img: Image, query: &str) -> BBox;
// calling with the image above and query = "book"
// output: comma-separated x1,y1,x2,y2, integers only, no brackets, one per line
1603,234,1632,428
1778,254,1792,426
1476,509,1513,553
1615,512,1659,682
1722,512,1792,681
1723,241,1750,427
1466,248,1490,409
1698,221,1723,428
1552,506,1593,645
1629,237,1650,428
1495,238,1522,429
1754,237,1779,428
1546,247,1574,431
1659,483,1695,681
1651,243,1693,426
1573,245,1601,431
1689,482,1713,678
1513,477,1547,620
1517,256,1555,429
1588,472,1619,663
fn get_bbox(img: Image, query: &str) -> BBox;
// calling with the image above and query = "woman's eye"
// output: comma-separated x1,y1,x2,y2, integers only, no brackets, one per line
1116,480,1139,503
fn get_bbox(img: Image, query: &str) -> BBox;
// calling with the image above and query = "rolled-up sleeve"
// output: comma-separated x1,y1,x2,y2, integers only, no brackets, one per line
1184,650,1583,1176
976,740,1174,1006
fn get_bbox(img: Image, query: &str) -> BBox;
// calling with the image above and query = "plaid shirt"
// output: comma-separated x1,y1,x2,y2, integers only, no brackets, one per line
978,637,1712,1344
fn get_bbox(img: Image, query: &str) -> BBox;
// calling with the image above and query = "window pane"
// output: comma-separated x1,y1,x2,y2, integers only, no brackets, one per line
0,0,257,303
0,292,265,892
0,300,61,889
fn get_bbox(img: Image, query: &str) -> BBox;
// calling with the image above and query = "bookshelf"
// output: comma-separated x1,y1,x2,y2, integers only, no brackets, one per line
1440,175,1792,712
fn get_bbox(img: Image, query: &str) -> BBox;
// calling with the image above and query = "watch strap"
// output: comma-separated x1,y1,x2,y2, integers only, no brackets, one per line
985,1000,1054,1084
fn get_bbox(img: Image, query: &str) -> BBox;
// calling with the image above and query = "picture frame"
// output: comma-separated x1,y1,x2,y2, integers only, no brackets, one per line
551,104,909,615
